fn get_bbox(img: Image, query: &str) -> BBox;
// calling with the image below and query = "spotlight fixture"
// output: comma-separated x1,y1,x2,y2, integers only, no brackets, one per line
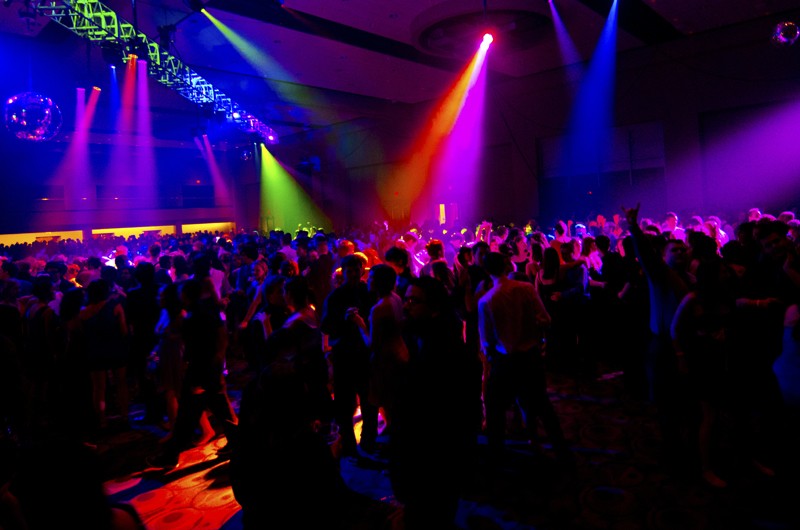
480,33,494,51
772,21,799,47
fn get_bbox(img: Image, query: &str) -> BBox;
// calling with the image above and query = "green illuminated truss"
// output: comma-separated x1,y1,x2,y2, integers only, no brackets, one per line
35,0,278,143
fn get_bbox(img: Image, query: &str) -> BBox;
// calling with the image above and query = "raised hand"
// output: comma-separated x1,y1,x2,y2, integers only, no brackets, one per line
621,203,641,227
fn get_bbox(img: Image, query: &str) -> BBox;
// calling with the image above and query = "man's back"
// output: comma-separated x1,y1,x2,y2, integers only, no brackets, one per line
479,277,550,355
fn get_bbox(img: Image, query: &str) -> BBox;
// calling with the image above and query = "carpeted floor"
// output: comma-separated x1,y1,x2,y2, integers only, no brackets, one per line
97,364,800,530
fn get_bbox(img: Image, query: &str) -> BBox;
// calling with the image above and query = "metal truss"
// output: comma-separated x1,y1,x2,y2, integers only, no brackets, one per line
35,0,278,143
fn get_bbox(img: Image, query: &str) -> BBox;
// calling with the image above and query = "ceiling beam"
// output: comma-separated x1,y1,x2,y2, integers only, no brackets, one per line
576,0,683,45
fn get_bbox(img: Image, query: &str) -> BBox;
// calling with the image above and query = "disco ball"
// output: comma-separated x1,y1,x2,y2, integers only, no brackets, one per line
3,92,63,141
772,21,799,47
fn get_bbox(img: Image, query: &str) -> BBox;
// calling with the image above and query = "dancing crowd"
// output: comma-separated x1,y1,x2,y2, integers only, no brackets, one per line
1,203,800,529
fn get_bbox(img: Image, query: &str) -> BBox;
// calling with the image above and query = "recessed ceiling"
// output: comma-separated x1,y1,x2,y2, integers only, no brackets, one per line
1,0,798,140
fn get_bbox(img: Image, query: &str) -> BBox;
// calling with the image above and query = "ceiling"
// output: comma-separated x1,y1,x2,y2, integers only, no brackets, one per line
1,0,799,140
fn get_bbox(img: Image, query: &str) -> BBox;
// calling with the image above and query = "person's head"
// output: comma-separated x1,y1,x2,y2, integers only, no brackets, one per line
367,264,396,298
87,256,102,270
484,252,510,278
86,278,110,305
542,247,560,278
113,254,128,270
158,254,172,271
134,261,155,286
581,236,596,256
425,239,444,260
264,275,287,307
755,220,791,262
340,254,363,286
511,234,528,258
554,220,567,237
456,246,473,269
0,260,18,280
778,211,795,224
59,287,85,322
148,243,161,260
595,234,611,254
254,259,268,281
65,263,80,280
472,241,490,267
240,243,258,263
44,261,66,284
431,261,455,293
404,276,451,322
100,265,118,286
560,240,577,263
664,212,679,231
788,219,800,242
747,207,762,222
313,233,329,254
159,282,182,316
0,278,20,304
283,276,311,311
31,275,54,302
179,278,203,309
384,245,410,275
686,232,717,262
663,239,689,269
337,239,355,259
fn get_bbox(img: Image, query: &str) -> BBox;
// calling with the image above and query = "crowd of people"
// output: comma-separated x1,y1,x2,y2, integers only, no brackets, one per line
1,203,800,528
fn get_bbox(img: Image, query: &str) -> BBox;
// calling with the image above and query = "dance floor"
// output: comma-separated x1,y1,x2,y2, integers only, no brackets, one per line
95,363,800,530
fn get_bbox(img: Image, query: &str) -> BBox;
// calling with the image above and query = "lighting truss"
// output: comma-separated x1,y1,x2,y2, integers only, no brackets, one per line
35,0,278,143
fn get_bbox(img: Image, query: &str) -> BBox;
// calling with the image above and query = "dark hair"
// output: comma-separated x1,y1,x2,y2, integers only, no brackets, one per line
100,265,117,286
340,254,363,271
60,287,86,322
369,264,396,297
595,234,611,253
484,252,508,277
425,239,444,259
87,279,110,304
45,261,67,276
160,282,183,317
284,276,311,308
179,278,203,307
87,256,102,269
755,220,789,241
542,247,560,279
134,261,155,284
472,241,490,253
408,276,451,315
173,255,191,277
241,243,259,262
263,274,287,298
1,260,19,278
384,246,409,267
456,246,472,267
32,275,54,301
431,261,455,293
